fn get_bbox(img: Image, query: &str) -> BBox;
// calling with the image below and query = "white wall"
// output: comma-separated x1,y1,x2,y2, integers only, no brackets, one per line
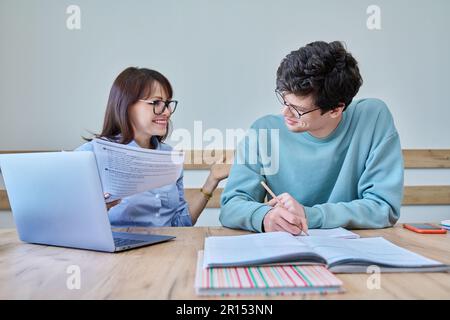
1,0,449,228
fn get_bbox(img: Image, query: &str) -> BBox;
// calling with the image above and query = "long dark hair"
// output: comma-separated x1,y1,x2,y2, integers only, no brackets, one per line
85,67,173,145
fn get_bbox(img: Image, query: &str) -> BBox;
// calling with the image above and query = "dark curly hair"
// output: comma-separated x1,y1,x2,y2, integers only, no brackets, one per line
276,41,363,112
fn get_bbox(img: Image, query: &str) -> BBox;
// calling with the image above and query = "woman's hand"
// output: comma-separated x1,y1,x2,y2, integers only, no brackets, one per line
209,163,230,183
203,156,230,192
187,158,230,225
202,160,230,196
208,152,231,184
104,193,121,211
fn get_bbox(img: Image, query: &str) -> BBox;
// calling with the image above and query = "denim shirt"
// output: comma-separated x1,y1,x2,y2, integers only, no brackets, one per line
75,136,193,227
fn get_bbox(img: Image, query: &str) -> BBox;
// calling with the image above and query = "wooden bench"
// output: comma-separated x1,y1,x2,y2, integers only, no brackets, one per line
1,149,450,210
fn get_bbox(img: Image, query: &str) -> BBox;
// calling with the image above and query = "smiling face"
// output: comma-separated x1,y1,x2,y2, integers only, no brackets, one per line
281,93,321,132
281,93,344,138
128,82,171,148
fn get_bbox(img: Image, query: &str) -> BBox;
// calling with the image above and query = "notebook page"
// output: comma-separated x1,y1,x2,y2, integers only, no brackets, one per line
299,236,443,268
296,228,360,239
203,232,320,268
92,138,184,201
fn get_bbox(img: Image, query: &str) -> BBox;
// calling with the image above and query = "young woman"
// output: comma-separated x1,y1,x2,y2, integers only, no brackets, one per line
76,67,228,227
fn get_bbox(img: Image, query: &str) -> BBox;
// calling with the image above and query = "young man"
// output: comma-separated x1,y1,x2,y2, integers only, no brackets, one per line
220,41,404,234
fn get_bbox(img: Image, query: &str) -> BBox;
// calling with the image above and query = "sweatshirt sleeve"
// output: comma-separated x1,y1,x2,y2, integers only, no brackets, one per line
219,130,272,233
304,132,404,229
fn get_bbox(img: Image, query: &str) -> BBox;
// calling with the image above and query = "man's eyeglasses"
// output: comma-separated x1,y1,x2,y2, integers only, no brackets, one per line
275,90,321,119
139,99,178,115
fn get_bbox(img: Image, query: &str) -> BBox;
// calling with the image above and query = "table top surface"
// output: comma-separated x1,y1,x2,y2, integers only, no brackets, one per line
0,225,449,299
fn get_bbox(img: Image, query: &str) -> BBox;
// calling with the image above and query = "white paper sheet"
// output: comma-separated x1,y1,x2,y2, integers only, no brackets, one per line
203,230,359,269
299,236,443,268
92,138,184,200
296,227,360,239
203,232,315,268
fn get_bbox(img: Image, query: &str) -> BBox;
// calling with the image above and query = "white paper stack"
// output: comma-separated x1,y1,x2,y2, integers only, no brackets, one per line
92,138,184,201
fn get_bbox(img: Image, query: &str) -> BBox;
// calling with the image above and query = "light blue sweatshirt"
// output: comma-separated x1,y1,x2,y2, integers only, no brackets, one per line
220,98,404,232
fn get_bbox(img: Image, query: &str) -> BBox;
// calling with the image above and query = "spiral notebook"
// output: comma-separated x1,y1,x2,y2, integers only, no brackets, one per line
195,251,344,296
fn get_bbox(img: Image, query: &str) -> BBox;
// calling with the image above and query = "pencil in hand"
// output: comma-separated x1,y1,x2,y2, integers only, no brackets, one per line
260,181,309,236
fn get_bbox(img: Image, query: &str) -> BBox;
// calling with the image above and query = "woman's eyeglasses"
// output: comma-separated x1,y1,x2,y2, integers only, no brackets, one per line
139,99,178,115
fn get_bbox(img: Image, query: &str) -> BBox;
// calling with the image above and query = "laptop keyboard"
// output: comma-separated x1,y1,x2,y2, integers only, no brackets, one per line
113,237,146,248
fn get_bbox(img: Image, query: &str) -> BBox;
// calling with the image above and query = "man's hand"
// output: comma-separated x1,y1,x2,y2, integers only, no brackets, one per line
264,193,308,235
263,206,303,235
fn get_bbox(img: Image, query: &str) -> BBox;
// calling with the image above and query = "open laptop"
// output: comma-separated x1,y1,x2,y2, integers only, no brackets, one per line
0,151,175,252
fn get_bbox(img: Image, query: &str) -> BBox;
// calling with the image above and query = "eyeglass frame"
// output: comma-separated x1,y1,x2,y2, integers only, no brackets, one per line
138,99,178,115
275,89,321,119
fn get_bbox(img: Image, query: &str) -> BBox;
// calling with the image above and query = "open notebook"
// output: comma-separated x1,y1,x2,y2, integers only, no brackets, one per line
203,232,450,273
195,251,344,296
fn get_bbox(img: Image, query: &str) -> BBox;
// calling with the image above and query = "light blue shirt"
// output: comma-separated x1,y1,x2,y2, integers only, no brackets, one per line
76,136,192,228
220,98,404,232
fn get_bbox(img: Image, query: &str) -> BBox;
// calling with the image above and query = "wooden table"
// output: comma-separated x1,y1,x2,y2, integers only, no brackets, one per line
0,225,449,299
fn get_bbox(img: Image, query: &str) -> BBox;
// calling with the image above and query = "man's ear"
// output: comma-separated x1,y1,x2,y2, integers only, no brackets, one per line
329,102,345,118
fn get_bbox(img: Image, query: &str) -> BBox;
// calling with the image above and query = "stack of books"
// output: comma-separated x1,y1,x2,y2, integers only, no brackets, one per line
195,228,450,296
